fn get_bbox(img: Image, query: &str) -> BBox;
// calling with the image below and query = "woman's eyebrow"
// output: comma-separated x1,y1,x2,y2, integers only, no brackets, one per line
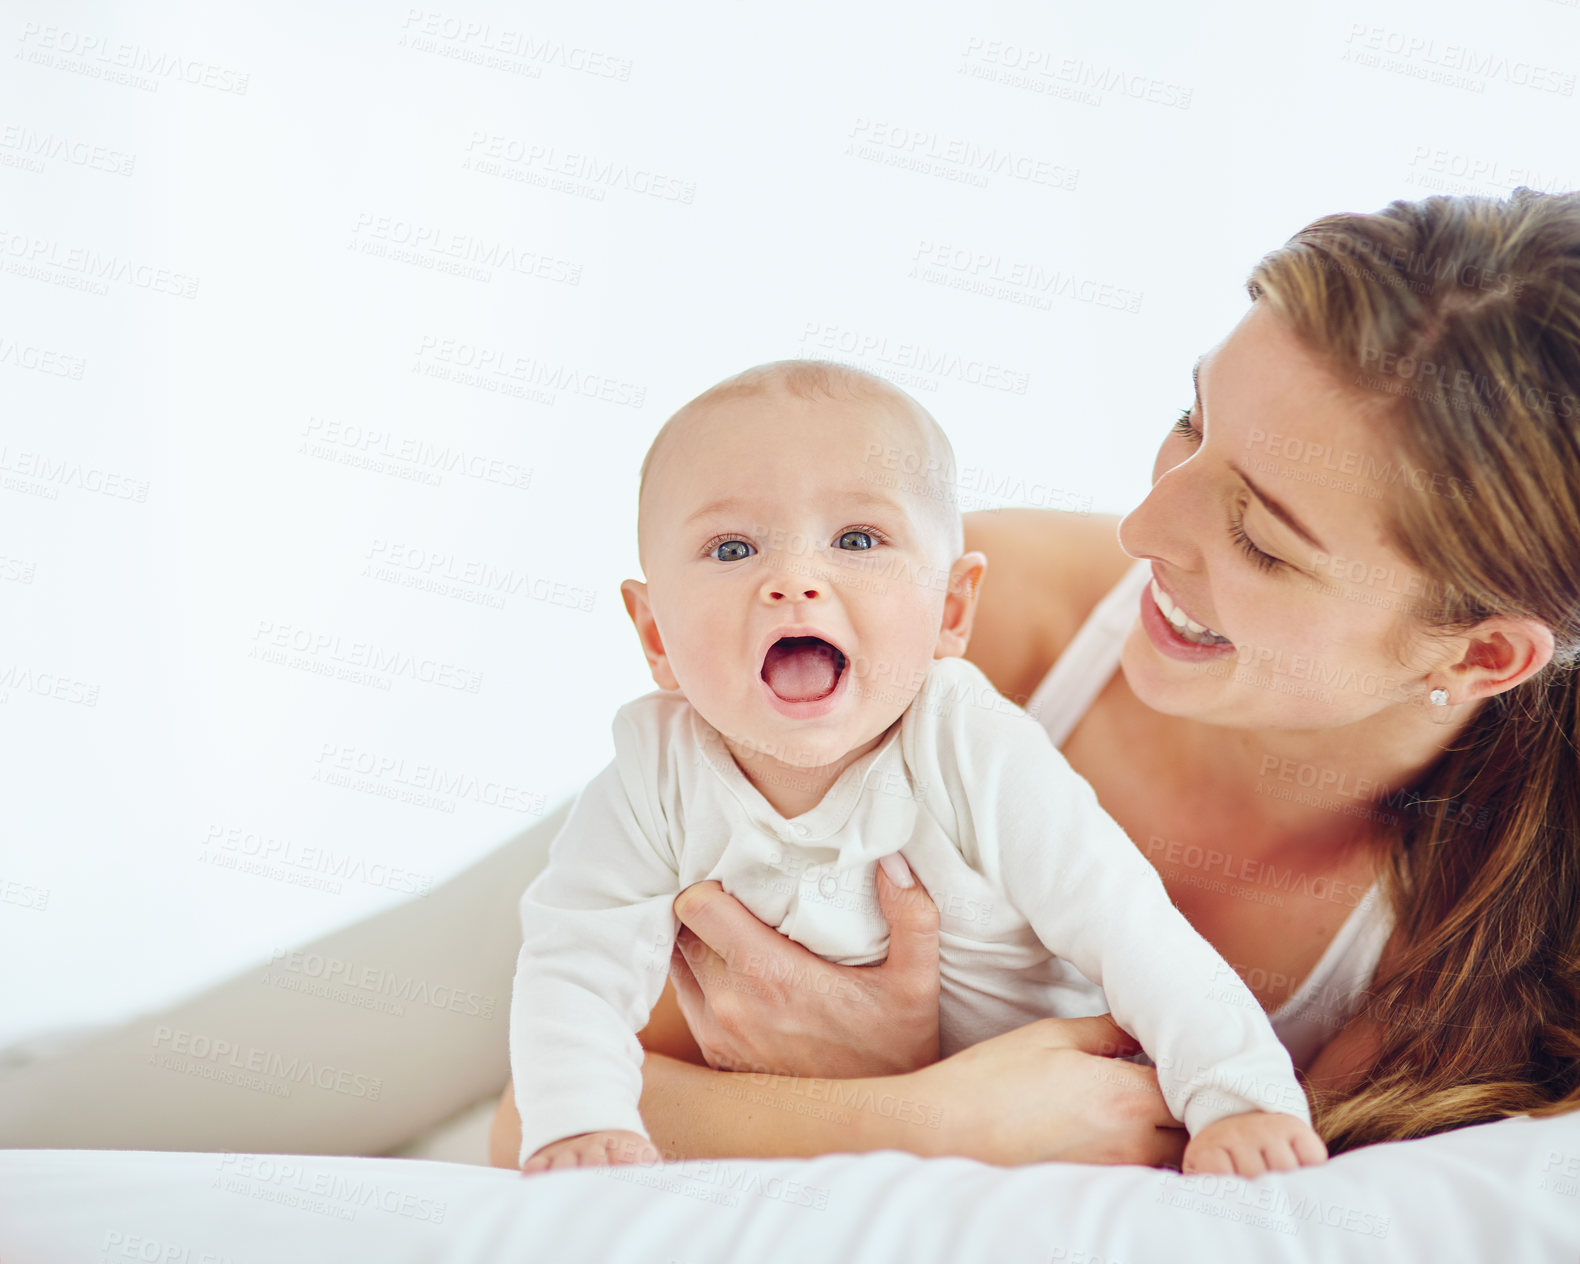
1194,354,1330,554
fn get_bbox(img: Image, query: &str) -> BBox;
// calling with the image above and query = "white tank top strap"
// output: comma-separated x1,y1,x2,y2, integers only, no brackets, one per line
1023,558,1152,746
1266,882,1394,1068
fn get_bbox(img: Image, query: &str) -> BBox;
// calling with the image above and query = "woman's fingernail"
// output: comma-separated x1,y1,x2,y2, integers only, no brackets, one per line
878,852,914,889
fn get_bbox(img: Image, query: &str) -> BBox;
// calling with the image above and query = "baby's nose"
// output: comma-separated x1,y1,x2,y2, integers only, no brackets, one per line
763,581,822,601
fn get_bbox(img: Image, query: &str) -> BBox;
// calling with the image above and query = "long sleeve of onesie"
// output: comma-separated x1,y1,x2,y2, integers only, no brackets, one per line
912,663,1311,1134
508,710,682,1165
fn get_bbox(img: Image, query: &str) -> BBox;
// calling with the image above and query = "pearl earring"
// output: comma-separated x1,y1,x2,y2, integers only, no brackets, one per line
1429,688,1449,707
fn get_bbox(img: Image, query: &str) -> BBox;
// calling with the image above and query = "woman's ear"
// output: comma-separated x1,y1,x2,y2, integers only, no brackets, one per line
1441,615,1555,703
620,578,681,690
934,551,988,659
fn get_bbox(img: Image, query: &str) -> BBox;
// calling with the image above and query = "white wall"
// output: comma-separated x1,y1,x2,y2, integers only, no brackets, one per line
2,0,1575,1048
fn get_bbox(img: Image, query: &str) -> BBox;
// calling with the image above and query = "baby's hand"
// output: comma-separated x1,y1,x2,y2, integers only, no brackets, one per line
1182,1110,1327,1178
521,1129,660,1176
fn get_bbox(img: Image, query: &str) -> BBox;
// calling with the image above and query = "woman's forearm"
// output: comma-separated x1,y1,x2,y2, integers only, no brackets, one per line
493,1017,1185,1171
639,1052,948,1161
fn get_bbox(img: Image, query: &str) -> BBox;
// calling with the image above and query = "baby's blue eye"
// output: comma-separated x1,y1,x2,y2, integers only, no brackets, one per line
837,530,874,551
713,539,754,562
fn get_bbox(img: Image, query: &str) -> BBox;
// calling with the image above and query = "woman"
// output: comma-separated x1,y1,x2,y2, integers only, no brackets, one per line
491,188,1580,1171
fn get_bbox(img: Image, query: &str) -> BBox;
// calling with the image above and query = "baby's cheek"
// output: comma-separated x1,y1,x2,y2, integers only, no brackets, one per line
671,635,739,698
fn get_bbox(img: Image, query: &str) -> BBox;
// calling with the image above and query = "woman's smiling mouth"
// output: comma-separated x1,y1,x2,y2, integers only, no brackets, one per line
1139,574,1236,662
1149,579,1231,646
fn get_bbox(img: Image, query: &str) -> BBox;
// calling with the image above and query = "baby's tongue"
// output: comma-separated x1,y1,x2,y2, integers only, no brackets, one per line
762,637,840,702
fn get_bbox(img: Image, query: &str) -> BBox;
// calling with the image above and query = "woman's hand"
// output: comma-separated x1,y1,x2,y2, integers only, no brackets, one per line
907,1014,1187,1168
668,853,941,1078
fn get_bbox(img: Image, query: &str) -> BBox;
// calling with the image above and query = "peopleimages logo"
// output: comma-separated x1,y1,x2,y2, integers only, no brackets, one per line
217,1153,449,1224
16,22,250,94
149,1026,382,1099
0,337,87,378
251,619,486,692
909,241,1143,314
802,322,1033,394
202,822,437,896
0,126,136,175
265,949,495,1019
399,9,632,82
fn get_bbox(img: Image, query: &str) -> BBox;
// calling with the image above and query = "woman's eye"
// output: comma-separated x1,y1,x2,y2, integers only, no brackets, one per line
1229,503,1282,574
1171,407,1201,444
712,539,754,562
836,530,875,551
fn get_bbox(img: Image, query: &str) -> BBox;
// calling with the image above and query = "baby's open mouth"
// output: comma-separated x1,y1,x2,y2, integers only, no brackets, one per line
761,636,847,703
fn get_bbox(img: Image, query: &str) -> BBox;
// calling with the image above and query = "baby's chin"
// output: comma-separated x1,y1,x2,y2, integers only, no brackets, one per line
713,713,862,765
695,700,895,770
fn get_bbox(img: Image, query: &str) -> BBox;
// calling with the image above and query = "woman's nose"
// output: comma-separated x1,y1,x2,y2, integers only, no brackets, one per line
1118,462,1204,569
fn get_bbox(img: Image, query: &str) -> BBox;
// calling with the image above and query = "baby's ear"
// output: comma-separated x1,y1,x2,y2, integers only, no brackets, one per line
935,551,988,658
620,579,681,690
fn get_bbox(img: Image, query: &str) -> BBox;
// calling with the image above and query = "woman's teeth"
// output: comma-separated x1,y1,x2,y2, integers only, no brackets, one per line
1150,579,1231,646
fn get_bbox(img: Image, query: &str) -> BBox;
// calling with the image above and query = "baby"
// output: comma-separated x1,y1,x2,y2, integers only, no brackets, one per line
510,360,1327,1176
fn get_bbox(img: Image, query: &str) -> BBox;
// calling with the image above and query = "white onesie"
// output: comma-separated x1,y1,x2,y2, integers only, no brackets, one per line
510,655,1310,1164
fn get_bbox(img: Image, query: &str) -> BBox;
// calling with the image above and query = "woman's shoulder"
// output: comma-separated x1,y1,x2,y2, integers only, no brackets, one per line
961,508,1132,707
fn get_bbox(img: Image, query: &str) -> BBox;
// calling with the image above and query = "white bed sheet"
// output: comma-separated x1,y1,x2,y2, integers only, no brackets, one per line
3,1113,1577,1263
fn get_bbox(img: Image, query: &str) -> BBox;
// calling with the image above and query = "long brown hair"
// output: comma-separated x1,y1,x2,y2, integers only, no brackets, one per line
1246,188,1580,1151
